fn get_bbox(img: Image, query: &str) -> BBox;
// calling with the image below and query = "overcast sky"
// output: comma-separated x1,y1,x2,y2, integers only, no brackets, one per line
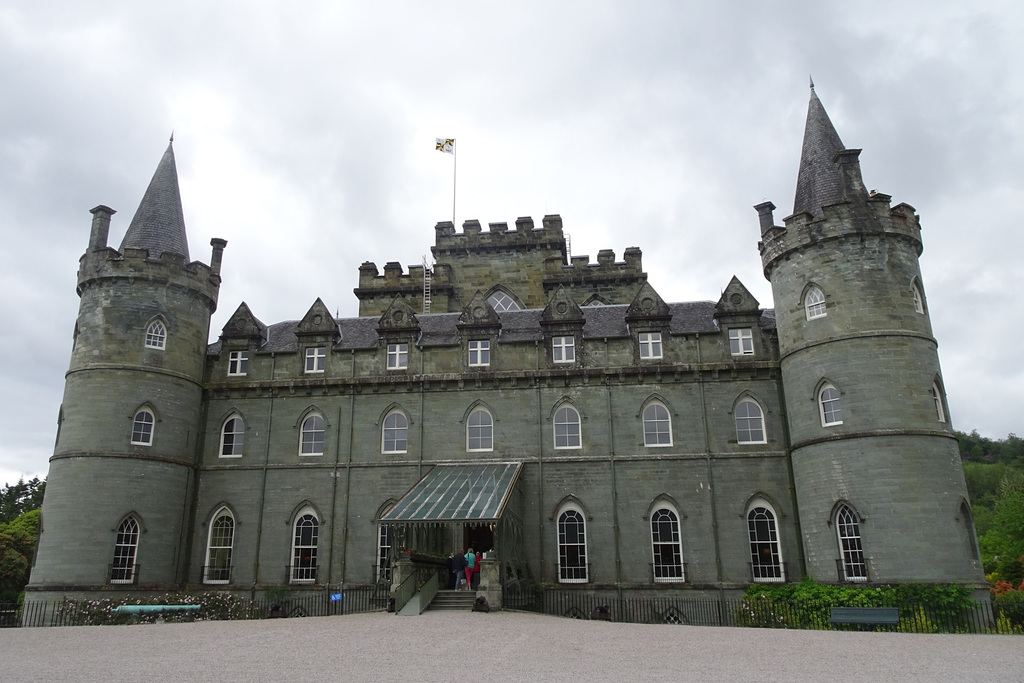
2,1,1021,486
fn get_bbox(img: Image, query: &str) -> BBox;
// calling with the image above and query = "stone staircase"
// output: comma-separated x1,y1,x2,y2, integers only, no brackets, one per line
428,589,477,611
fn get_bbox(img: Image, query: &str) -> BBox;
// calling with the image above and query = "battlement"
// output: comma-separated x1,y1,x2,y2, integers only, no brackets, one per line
78,242,223,309
432,215,567,256
758,192,922,279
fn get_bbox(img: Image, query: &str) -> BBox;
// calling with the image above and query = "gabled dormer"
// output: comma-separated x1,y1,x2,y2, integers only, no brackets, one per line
714,276,761,322
457,291,501,370
296,298,339,344
541,286,586,367
220,302,267,343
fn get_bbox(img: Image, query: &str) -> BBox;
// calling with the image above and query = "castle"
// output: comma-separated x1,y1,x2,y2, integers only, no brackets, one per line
28,88,985,606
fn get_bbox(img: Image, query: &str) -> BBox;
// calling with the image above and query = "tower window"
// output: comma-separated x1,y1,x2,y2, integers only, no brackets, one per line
912,282,926,314
110,516,140,584
468,340,490,367
931,383,946,423
639,332,662,359
819,385,843,426
748,503,784,583
145,321,166,349
488,291,520,312
228,351,248,376
804,287,826,320
836,505,867,582
305,347,326,373
131,409,154,446
729,328,754,356
552,336,575,363
387,343,408,370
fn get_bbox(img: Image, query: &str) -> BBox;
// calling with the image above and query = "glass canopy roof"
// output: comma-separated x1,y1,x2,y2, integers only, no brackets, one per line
382,462,522,524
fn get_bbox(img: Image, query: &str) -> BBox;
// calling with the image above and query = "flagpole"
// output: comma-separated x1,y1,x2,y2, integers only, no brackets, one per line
452,140,457,224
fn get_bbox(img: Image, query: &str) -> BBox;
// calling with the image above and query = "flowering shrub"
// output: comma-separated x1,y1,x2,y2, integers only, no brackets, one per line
55,591,262,626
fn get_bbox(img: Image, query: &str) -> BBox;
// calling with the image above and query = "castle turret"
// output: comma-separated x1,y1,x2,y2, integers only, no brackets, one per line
757,87,983,586
30,141,225,598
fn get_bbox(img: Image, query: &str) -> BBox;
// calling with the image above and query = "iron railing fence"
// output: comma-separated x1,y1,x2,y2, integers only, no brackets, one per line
503,589,1021,634
8,584,389,628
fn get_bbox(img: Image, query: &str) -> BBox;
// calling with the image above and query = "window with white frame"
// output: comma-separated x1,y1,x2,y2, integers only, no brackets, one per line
554,405,581,449
488,291,520,311
835,505,866,582
819,384,843,426
377,518,393,583
204,509,234,584
931,383,946,423
557,505,588,583
638,332,662,359
468,340,490,367
735,399,766,444
552,336,575,363
300,414,325,455
643,402,672,447
467,409,493,451
729,328,754,356
131,409,154,446
145,321,166,349
220,416,244,457
382,411,408,454
110,516,139,584
305,347,326,373
291,511,319,583
912,282,926,314
228,351,248,376
387,343,408,370
748,503,784,582
651,507,684,582
804,287,826,320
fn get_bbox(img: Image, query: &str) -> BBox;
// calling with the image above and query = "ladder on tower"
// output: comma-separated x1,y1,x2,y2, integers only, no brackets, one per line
422,255,432,314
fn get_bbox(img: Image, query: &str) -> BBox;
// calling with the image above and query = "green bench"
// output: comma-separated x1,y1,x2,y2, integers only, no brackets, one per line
829,607,899,629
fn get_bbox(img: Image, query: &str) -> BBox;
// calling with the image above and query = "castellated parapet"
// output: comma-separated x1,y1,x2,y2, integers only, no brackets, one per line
356,214,646,315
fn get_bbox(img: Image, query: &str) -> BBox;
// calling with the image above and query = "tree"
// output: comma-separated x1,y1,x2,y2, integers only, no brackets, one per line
0,478,45,524
0,508,39,600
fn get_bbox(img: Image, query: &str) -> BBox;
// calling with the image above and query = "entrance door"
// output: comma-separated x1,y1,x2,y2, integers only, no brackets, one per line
463,524,494,556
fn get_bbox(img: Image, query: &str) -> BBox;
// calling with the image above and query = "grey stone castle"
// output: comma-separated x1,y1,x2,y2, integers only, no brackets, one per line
29,88,985,605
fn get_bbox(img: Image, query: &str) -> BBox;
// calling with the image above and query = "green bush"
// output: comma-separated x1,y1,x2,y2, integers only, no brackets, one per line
995,590,1024,630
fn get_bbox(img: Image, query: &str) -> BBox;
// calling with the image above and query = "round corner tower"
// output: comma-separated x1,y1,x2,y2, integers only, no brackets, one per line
755,87,983,586
29,142,226,598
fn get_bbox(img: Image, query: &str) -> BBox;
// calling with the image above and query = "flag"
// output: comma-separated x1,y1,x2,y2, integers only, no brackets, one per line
435,138,454,154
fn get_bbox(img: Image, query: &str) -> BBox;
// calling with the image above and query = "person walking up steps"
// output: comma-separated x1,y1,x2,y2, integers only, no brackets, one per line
464,548,476,590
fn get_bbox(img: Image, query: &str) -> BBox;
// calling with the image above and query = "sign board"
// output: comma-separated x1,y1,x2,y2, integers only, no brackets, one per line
329,592,343,602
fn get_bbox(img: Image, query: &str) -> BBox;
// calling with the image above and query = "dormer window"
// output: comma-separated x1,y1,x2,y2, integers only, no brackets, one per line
228,351,248,376
469,340,490,367
145,321,166,349
387,343,408,370
553,336,575,363
729,328,754,356
639,332,662,359
305,347,326,373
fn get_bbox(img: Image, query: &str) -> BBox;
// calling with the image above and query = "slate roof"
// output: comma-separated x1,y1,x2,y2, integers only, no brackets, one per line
209,301,775,354
792,85,846,219
120,141,191,260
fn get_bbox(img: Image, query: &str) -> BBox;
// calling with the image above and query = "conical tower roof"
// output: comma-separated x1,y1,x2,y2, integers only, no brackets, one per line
119,140,190,260
793,85,846,218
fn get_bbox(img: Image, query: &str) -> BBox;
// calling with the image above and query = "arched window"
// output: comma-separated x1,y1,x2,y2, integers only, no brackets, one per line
735,399,766,444
204,509,234,584
554,405,582,449
300,414,325,456
804,287,826,320
220,415,245,457
643,402,672,447
912,281,926,314
748,502,784,582
487,290,520,312
651,507,684,582
111,516,140,584
291,510,319,583
835,505,866,582
145,320,167,349
819,384,843,426
131,409,154,446
558,504,588,583
382,411,408,454
931,383,946,423
467,409,493,452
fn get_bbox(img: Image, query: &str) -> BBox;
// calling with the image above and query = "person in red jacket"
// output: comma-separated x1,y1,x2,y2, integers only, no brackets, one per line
463,547,476,590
